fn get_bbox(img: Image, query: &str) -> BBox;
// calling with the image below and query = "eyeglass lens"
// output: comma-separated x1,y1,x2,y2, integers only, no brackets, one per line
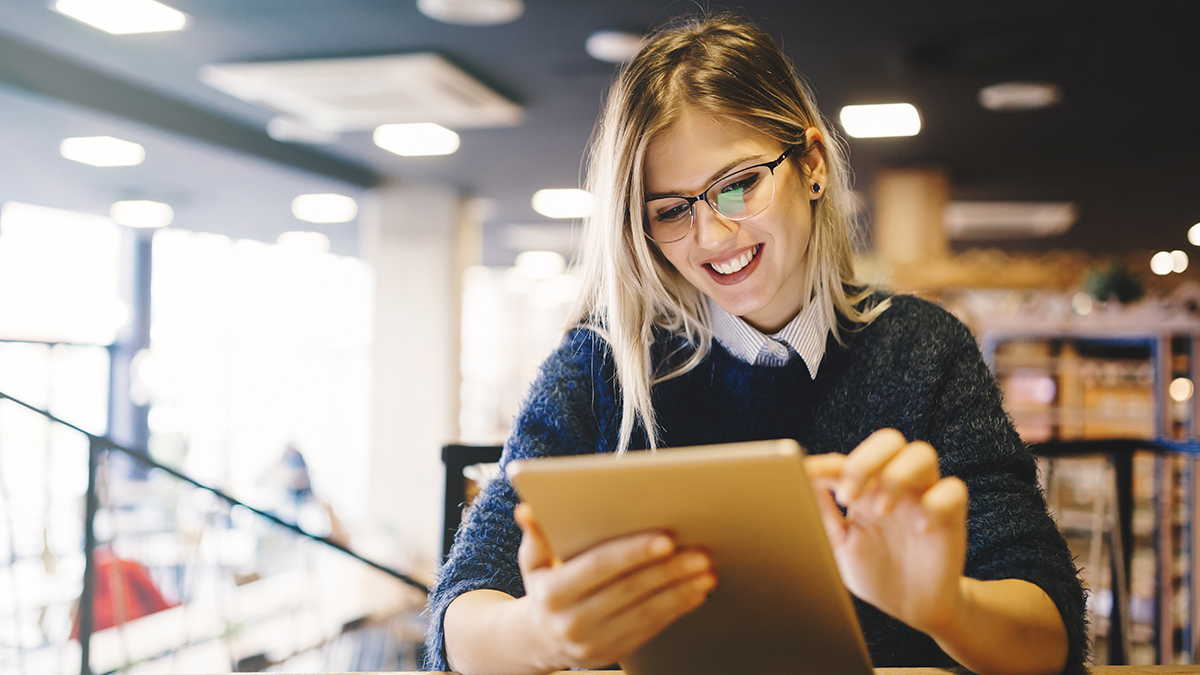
645,164,775,243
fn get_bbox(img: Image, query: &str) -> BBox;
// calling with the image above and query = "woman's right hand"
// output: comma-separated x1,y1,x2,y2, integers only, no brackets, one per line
512,502,716,671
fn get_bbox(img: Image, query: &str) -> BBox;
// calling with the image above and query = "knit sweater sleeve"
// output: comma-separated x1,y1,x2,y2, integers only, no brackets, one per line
919,311,1089,675
423,328,619,670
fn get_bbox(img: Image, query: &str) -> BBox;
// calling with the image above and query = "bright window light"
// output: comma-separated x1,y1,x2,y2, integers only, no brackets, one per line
60,136,145,167
1151,251,1174,276
515,251,566,279
532,189,593,219
277,231,331,253
110,200,174,228
54,0,188,35
373,123,460,157
291,194,358,224
1172,250,1189,273
839,103,922,138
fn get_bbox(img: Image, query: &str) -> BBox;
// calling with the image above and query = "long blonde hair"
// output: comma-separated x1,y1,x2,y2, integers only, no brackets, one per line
572,14,888,453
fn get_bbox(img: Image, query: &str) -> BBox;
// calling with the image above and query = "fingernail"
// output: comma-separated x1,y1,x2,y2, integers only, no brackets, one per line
694,574,716,592
683,552,709,573
650,535,673,556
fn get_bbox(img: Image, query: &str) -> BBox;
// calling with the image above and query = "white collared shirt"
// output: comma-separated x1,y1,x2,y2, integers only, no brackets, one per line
707,296,830,379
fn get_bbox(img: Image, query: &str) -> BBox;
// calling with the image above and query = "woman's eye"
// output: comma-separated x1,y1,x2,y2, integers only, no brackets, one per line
721,172,761,194
655,203,690,222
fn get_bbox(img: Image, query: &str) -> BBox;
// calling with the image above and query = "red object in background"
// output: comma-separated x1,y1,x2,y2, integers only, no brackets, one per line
71,549,177,639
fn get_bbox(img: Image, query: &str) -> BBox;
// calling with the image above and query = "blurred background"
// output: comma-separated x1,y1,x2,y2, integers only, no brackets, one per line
1,0,1198,672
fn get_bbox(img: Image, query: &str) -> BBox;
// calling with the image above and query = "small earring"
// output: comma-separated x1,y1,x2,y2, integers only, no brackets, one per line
811,182,822,194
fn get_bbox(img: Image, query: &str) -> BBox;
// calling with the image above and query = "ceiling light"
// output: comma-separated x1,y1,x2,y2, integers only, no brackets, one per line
532,189,593,219
60,136,146,167
943,201,1076,239
54,0,187,35
373,123,460,156
1189,223,1200,246
978,82,1062,112
586,31,646,63
267,117,339,145
1172,250,1189,273
417,0,523,25
291,194,358,224
515,251,566,279
839,103,921,138
110,200,173,228
277,231,331,253
1151,251,1175,276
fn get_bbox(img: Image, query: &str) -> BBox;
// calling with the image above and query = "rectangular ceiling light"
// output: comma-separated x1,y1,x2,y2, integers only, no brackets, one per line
55,0,188,35
60,136,146,167
943,201,1077,239
839,103,922,138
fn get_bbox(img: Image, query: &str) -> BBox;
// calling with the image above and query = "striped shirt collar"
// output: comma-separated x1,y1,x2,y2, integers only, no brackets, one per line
707,295,831,378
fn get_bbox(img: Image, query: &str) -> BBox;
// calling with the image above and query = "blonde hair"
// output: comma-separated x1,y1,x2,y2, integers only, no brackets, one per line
572,14,889,453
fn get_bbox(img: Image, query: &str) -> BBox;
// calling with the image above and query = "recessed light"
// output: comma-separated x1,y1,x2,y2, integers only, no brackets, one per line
373,123,460,157
978,82,1062,112
1189,223,1200,246
291,194,358,224
110,200,174,228
1151,251,1175,276
586,31,645,63
1170,377,1195,403
1172,250,1189,273
277,231,331,253
60,136,146,167
839,104,921,138
417,0,523,25
54,0,188,35
532,189,592,219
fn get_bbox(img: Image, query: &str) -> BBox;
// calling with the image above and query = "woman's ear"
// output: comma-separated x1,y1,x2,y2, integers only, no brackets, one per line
803,127,828,200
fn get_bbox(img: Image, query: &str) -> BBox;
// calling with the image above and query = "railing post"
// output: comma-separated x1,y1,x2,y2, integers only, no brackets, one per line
79,435,102,675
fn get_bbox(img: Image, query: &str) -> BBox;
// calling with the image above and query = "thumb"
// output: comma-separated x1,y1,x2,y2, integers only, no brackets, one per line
514,502,555,573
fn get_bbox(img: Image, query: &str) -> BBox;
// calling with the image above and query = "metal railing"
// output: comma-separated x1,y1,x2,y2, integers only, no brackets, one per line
0,389,427,675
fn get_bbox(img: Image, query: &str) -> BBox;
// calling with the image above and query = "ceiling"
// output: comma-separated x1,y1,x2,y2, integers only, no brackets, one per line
0,0,1195,263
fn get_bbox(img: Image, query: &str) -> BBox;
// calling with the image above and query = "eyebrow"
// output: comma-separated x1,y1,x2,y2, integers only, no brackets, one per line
645,152,769,201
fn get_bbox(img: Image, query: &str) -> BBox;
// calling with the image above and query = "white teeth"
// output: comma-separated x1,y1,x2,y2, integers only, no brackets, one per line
711,247,757,275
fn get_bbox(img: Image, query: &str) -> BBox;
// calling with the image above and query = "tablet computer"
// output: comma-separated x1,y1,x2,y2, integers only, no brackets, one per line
506,439,874,675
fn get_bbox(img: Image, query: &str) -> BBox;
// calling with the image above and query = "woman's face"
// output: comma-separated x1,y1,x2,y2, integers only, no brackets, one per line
644,110,825,334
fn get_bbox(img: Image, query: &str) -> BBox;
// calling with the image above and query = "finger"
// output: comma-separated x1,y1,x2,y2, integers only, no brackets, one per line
811,483,848,547
586,549,713,622
588,567,716,661
918,476,968,533
545,531,676,606
804,453,846,488
839,428,908,503
515,503,556,573
875,441,941,516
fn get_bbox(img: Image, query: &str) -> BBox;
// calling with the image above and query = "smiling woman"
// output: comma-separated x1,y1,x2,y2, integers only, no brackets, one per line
428,13,1088,675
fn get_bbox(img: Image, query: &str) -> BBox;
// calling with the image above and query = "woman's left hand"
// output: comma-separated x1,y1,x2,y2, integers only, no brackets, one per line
805,428,969,634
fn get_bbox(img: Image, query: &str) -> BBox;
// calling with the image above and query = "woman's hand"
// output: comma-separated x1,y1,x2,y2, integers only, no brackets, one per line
805,428,968,634
512,502,716,671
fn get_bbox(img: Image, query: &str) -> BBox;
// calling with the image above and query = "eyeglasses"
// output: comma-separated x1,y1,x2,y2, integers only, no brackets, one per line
643,145,798,244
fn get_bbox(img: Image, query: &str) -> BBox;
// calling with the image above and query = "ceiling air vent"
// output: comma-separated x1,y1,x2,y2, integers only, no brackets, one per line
943,201,1076,239
199,53,523,133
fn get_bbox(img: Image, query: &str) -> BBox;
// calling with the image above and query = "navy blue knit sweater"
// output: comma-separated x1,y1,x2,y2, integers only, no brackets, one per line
426,294,1088,674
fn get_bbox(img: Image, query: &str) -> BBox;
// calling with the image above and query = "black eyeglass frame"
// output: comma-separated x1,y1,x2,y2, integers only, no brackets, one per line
643,144,802,244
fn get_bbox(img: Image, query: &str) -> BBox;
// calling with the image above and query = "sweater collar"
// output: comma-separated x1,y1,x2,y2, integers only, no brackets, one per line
707,296,830,378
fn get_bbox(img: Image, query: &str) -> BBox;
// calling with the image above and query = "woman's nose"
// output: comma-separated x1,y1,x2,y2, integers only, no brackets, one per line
694,202,738,248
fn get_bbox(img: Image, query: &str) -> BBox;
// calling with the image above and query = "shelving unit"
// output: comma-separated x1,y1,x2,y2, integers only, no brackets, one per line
979,301,1200,666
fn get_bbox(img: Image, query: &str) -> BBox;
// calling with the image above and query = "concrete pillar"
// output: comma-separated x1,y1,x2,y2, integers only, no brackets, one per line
872,168,949,267
360,181,474,572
